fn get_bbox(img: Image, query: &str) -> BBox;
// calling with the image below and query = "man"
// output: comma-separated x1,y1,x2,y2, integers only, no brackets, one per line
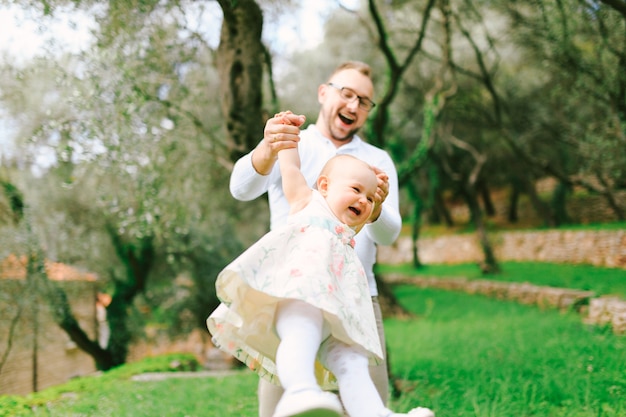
230,61,402,417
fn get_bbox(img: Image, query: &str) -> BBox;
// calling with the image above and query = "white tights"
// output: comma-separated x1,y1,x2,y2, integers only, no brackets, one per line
275,299,390,417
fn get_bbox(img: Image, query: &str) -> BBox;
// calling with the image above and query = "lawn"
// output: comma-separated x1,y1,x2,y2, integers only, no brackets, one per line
385,286,626,417
378,261,626,299
3,281,625,417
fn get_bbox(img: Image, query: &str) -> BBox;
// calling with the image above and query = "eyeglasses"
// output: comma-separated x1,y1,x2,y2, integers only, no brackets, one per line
327,83,376,111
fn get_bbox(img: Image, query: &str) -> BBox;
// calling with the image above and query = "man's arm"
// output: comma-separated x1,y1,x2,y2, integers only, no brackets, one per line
362,154,401,246
229,152,272,201
229,111,303,201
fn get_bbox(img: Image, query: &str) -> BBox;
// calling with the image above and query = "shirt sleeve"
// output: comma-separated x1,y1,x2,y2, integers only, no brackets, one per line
229,152,272,201
361,152,402,246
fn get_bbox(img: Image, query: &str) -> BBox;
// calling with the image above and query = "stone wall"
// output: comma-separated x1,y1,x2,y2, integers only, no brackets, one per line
378,229,626,269
0,278,216,396
385,274,626,334
0,280,99,395
379,229,626,335
587,296,626,334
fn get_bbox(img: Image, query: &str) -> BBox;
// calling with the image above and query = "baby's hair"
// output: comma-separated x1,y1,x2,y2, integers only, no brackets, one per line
320,154,375,178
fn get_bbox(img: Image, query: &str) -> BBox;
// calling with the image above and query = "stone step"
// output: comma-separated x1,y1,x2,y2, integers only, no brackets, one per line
385,274,626,334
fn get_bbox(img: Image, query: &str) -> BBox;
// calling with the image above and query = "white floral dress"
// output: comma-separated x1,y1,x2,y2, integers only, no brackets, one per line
207,191,383,388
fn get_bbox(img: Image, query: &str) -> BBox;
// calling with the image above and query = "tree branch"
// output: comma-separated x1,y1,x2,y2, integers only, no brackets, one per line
368,0,436,147
0,299,22,375
598,0,626,18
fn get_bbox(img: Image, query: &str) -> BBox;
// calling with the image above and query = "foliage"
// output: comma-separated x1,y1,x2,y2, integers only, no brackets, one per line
0,0,245,369
495,0,626,217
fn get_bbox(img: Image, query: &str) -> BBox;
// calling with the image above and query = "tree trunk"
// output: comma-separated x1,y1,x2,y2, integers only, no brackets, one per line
0,180,24,225
40,270,113,370
407,180,423,268
26,225,156,371
460,186,500,274
551,181,571,226
478,180,496,217
430,185,453,227
595,172,626,221
522,177,556,227
508,179,520,223
216,0,265,161
374,273,412,319
104,230,156,369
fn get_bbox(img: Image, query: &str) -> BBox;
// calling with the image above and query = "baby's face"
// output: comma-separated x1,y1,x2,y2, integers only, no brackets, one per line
323,160,378,228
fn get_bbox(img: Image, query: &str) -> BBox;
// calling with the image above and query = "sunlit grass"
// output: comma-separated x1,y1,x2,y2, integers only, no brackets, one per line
556,221,626,231
402,220,626,237
378,261,626,299
2,284,625,417
0,354,258,417
29,371,258,417
386,286,626,417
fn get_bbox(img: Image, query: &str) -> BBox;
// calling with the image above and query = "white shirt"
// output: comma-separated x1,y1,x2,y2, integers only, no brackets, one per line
229,124,402,296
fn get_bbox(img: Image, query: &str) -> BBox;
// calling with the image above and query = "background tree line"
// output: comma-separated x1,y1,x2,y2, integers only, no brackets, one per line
0,0,624,371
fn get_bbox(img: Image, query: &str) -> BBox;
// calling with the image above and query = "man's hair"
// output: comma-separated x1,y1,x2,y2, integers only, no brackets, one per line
329,61,372,80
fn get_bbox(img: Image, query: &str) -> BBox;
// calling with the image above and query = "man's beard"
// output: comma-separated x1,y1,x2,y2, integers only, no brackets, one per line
331,130,355,142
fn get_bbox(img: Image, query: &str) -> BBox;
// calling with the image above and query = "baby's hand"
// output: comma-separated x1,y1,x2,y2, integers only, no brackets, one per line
263,111,306,152
274,110,306,127
369,167,389,222
372,167,389,206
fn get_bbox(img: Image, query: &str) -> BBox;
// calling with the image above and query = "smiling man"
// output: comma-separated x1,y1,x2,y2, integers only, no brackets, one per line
229,61,405,417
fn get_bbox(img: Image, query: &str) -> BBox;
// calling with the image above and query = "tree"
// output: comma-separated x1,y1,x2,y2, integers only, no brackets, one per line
0,175,25,376
0,0,244,370
3,0,624,373
362,0,506,271
216,0,266,161
498,0,626,220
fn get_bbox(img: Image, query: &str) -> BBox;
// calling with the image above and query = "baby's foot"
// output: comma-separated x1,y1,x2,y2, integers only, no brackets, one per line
273,388,343,417
381,406,435,417
393,407,435,417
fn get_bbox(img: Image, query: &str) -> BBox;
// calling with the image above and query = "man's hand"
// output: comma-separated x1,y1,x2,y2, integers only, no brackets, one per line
369,166,389,222
252,111,306,175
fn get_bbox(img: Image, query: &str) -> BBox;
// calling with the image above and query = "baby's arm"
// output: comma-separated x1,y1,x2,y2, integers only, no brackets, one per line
275,112,311,213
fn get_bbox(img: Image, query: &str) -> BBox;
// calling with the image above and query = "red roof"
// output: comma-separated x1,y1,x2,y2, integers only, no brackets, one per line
0,254,97,281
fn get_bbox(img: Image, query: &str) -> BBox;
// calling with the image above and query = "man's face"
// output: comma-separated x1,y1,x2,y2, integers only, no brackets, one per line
317,69,375,145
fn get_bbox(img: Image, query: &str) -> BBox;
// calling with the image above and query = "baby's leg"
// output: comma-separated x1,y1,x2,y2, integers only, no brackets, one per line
320,338,435,417
275,299,324,392
274,300,343,417
320,337,387,416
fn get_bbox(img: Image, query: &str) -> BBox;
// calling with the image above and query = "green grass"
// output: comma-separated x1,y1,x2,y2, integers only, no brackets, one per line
386,286,626,417
378,261,626,299
31,372,258,416
2,283,625,417
0,354,258,417
555,221,626,231
404,220,626,238
0,354,227,417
